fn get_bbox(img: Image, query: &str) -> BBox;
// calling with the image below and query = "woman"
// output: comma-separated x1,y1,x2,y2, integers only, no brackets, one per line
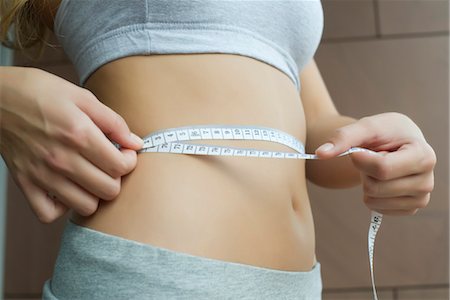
0,0,436,299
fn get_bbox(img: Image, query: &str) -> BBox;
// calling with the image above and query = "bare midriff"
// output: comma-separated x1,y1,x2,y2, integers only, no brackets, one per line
70,53,316,272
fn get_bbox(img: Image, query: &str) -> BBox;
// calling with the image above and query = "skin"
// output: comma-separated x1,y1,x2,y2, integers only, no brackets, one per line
2,0,436,272
0,66,143,220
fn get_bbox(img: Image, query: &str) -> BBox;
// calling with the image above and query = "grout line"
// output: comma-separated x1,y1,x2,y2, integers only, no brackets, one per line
3,293,42,298
322,283,449,294
321,31,449,44
393,287,399,300
378,30,450,39
373,0,382,38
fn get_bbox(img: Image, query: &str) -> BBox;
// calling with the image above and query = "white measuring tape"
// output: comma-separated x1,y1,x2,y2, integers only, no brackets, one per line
112,124,383,299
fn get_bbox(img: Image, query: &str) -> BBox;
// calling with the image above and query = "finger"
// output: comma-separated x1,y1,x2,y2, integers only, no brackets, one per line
364,194,430,211
74,89,144,150
377,150,390,156
65,113,139,178
43,145,124,200
371,208,419,216
381,140,436,177
351,142,434,180
27,162,100,217
15,172,69,224
362,172,434,198
315,120,378,159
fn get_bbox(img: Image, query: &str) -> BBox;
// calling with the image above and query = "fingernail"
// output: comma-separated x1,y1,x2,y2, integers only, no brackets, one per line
316,142,334,153
122,149,137,167
130,133,144,146
122,148,135,158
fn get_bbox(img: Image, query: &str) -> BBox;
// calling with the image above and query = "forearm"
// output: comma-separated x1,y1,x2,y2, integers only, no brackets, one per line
305,114,361,188
1,66,23,129
0,66,38,155
0,66,33,111
0,66,14,105
1,66,20,154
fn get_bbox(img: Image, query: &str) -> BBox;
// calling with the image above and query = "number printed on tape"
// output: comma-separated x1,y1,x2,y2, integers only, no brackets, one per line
111,124,384,300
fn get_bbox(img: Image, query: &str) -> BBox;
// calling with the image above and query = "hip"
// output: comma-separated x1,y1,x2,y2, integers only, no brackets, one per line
43,218,322,299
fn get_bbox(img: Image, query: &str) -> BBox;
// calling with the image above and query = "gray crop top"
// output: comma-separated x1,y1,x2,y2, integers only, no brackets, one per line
54,0,324,91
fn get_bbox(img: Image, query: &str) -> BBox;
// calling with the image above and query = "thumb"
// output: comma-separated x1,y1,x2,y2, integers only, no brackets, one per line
315,121,376,159
75,89,144,150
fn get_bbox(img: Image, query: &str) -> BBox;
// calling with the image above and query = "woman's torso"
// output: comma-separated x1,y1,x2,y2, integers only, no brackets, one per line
50,0,322,272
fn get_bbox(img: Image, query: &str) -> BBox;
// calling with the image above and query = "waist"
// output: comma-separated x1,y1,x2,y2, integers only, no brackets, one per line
83,53,304,136
72,53,316,271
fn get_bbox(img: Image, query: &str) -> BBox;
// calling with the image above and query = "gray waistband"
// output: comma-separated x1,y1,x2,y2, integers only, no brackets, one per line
42,219,322,299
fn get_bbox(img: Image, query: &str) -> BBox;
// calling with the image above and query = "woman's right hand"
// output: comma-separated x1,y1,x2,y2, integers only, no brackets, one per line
0,67,144,224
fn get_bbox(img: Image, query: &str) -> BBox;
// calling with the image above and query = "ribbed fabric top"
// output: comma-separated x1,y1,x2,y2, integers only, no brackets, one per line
54,0,324,90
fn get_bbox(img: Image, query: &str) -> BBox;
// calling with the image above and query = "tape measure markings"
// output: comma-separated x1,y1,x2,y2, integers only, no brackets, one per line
112,124,383,300
139,124,305,153
369,211,383,300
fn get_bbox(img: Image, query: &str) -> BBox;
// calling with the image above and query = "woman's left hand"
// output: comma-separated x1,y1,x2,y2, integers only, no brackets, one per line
315,112,437,216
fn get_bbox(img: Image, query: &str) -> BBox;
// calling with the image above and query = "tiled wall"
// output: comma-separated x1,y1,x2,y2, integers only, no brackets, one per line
3,0,449,299
314,0,449,299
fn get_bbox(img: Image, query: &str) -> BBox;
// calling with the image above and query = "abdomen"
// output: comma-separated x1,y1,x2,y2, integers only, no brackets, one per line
70,53,316,271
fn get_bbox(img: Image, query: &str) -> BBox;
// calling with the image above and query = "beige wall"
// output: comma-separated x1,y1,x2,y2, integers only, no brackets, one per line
313,0,449,299
3,0,449,299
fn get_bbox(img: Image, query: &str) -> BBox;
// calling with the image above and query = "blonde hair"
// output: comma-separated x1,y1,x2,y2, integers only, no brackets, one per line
0,0,54,61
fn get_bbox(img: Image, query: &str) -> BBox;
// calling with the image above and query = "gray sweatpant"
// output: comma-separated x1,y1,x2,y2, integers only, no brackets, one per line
42,219,322,299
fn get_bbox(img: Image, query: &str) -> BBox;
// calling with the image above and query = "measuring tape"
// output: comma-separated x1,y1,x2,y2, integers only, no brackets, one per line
112,124,383,300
